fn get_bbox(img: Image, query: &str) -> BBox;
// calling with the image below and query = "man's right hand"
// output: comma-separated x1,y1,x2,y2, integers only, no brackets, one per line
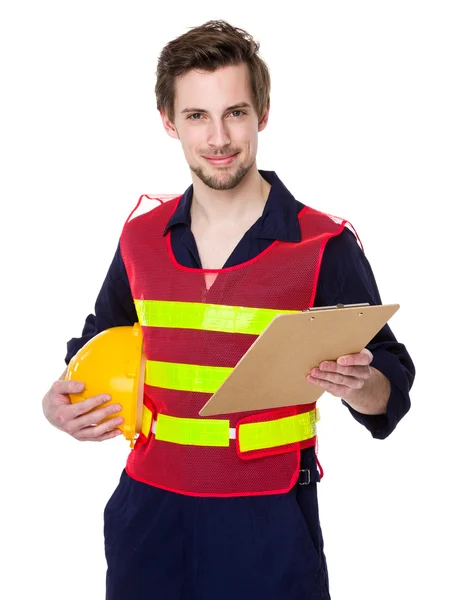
42,371,124,441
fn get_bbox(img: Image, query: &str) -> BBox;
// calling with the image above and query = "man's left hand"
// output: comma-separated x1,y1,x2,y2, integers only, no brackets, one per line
306,348,373,402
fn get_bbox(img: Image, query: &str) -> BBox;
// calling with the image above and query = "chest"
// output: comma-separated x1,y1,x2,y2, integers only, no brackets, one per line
191,222,252,270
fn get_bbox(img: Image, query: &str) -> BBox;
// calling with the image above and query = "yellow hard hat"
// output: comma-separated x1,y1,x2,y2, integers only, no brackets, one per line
65,323,145,445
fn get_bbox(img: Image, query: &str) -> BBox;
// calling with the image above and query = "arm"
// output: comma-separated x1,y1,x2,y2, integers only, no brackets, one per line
310,227,415,439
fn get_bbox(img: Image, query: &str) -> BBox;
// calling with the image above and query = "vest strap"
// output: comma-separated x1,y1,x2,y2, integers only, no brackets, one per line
140,410,319,453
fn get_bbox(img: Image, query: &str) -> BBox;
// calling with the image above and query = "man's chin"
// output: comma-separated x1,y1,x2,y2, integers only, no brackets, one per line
190,161,253,191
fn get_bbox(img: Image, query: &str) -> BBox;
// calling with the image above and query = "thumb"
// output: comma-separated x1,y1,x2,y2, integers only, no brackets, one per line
360,348,373,364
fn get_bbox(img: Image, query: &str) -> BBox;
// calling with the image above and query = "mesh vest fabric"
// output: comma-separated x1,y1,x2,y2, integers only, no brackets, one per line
120,197,346,497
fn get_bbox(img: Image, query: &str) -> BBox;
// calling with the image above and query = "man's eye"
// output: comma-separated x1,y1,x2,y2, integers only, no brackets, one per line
188,113,203,120
231,110,245,117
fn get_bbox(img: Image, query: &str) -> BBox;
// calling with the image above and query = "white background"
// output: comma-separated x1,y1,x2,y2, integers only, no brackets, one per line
1,1,452,598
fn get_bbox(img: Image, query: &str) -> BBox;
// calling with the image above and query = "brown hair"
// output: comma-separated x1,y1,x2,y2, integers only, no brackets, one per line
155,20,271,123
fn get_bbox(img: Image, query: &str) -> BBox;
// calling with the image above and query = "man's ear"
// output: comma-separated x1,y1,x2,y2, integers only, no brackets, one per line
161,111,179,139
258,106,270,132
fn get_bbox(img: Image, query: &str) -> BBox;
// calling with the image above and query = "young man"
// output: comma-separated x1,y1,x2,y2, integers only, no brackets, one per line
43,20,415,600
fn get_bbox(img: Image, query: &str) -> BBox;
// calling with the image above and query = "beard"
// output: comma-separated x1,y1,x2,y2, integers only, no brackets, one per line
189,155,254,191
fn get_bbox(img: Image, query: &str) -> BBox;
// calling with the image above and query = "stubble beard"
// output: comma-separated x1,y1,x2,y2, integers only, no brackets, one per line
189,157,254,191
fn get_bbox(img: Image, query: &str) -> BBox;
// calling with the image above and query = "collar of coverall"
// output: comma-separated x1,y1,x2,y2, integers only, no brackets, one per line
162,170,304,243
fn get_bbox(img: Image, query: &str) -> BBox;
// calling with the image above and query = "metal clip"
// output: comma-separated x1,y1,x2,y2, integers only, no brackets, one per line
298,469,311,485
306,302,370,312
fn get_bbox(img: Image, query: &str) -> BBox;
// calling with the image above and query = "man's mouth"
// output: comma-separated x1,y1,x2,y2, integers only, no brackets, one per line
202,153,239,166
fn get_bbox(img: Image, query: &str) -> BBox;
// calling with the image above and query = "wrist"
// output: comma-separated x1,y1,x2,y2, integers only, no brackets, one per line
345,367,391,415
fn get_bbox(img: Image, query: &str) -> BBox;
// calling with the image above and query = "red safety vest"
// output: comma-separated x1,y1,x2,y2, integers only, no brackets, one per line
120,195,346,497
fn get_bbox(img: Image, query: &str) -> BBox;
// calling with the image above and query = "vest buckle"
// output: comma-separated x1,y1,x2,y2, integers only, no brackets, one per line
298,468,311,485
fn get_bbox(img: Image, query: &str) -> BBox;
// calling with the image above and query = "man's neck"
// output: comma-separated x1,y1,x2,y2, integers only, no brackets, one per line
190,166,271,226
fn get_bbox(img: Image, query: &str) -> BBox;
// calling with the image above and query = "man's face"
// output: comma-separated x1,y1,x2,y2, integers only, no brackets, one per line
162,63,268,191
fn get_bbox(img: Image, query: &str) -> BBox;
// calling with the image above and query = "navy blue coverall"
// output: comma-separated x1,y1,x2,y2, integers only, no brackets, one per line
65,171,415,600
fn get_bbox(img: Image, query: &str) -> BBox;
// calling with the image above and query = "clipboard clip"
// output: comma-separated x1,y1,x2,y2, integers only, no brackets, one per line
306,303,370,312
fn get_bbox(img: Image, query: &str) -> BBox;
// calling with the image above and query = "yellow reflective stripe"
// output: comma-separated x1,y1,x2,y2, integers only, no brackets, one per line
238,410,318,453
146,360,233,393
145,411,319,449
135,299,298,335
155,414,230,447
141,405,152,438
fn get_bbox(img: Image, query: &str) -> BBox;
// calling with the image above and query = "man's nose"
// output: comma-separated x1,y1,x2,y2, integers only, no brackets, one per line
207,120,231,149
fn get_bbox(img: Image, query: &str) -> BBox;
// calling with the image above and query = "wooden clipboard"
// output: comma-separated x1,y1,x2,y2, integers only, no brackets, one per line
199,303,399,416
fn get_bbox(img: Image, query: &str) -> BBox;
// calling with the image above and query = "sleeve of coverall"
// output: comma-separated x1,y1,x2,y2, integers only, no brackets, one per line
315,228,415,440
65,243,138,364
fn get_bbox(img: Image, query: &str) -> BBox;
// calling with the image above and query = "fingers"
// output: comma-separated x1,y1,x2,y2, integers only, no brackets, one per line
90,429,124,443
44,377,125,443
61,401,122,434
46,386,121,426
70,394,112,418
308,370,366,390
72,403,122,430
74,417,124,441
307,350,373,397
315,362,372,379
306,376,351,397
51,394,112,428
52,378,85,396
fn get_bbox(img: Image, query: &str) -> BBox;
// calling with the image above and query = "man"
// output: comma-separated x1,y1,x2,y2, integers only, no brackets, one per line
42,20,415,600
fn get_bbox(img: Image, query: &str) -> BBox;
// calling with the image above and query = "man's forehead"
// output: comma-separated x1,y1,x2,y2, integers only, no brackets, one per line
174,64,252,110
